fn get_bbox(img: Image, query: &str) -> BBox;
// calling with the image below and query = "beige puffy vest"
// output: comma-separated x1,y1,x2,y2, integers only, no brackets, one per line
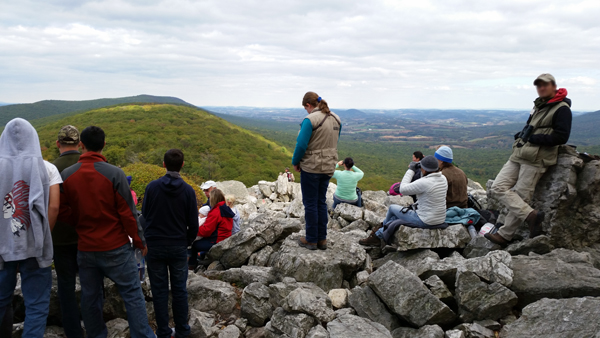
510,101,569,167
299,109,341,175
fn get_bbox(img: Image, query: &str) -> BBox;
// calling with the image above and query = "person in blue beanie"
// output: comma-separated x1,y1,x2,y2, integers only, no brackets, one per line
435,146,468,209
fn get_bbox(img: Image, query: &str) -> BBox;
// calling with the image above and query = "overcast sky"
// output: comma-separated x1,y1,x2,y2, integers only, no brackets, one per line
1,0,599,110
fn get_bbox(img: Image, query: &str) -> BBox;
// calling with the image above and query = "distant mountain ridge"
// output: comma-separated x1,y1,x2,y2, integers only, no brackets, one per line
0,95,193,126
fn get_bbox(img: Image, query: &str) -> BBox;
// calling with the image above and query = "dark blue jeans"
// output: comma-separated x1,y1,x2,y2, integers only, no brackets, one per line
54,244,84,338
332,195,360,211
0,257,52,338
301,171,331,243
147,245,190,338
77,244,153,338
188,239,214,269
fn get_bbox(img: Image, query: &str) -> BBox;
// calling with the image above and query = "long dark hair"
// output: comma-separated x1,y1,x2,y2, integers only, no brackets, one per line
343,157,354,169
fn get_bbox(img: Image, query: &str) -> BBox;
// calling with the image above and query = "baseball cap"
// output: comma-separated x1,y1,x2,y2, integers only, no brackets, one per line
200,180,217,190
533,73,556,86
57,125,80,145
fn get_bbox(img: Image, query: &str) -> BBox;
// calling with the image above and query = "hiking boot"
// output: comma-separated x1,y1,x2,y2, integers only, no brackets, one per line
526,210,545,238
485,232,509,247
359,224,383,247
298,237,317,250
317,240,327,250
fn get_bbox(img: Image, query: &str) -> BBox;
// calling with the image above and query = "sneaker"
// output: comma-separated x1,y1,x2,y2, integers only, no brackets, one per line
298,237,317,250
317,240,327,250
484,232,509,247
526,210,545,238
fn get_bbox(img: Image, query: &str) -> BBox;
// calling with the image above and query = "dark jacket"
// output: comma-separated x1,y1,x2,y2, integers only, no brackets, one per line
52,150,80,246
142,172,199,247
59,152,145,252
197,201,234,243
441,164,468,209
525,98,572,147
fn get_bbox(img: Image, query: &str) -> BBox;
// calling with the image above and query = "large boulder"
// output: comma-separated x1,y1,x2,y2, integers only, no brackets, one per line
281,287,336,323
189,310,218,338
505,235,554,256
510,249,600,307
455,271,518,322
241,283,273,327
217,180,250,204
361,190,388,205
463,236,501,259
327,314,392,338
270,232,367,291
500,297,600,338
269,307,317,338
368,261,456,327
335,203,364,222
206,266,277,286
268,279,327,309
372,249,440,273
348,285,402,332
187,274,239,314
392,224,471,251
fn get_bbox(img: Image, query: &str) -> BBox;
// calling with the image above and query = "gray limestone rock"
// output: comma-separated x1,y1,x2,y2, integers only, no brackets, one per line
392,224,471,251
364,210,385,227
242,282,274,327
463,236,501,259
327,314,392,338
368,261,456,327
372,249,440,274
361,190,388,205
306,325,329,338
499,297,600,338
218,325,241,338
423,275,453,303
189,309,218,338
505,235,554,256
391,325,444,338
206,265,277,286
335,203,364,222
208,227,268,268
340,220,369,233
327,289,350,309
363,200,388,217
457,251,514,287
187,274,239,314
282,287,336,323
384,195,414,207
106,319,130,338
270,232,367,291
455,271,518,322
510,251,600,307
453,323,494,338
348,285,402,332
270,307,317,338
249,246,275,267
444,330,465,338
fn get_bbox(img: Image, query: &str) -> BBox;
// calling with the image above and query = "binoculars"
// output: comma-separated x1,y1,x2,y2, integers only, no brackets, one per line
516,125,534,148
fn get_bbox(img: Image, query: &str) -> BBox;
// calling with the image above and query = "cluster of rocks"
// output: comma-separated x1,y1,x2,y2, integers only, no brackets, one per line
12,147,600,338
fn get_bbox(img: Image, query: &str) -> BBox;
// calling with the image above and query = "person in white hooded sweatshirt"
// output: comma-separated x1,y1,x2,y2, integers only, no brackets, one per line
360,155,448,246
0,118,54,338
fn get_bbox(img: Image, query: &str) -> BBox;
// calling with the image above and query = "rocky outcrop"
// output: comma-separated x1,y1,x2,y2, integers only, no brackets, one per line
391,325,444,338
270,232,367,291
499,297,600,338
241,282,273,327
327,314,392,338
187,274,239,314
455,271,518,322
348,285,402,332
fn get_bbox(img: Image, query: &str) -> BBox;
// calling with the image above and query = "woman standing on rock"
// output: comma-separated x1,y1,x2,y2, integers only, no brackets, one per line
292,92,342,251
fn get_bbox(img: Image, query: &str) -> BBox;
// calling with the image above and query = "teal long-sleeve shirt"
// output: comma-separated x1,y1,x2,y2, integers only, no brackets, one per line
292,118,342,165
332,164,364,200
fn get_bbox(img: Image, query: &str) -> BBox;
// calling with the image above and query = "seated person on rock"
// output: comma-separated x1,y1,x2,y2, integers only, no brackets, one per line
435,145,468,209
225,194,241,235
359,155,448,246
390,151,424,201
332,157,364,210
189,189,234,269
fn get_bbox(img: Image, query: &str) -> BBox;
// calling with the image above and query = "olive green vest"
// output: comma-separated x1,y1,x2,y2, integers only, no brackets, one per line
510,101,569,167
300,109,341,175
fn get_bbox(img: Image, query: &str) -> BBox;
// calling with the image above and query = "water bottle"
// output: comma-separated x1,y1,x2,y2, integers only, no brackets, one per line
467,225,478,239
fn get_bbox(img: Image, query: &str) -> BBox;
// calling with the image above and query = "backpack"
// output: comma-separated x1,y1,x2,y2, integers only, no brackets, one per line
467,194,482,211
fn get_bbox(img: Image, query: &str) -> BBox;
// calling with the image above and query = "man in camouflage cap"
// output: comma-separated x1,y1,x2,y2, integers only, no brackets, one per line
53,125,84,338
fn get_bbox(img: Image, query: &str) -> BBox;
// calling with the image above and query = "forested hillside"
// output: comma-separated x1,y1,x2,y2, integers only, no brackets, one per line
35,104,295,186
0,95,192,126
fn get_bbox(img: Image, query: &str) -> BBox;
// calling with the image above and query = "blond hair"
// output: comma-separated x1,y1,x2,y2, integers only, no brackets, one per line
225,194,236,205
302,92,331,114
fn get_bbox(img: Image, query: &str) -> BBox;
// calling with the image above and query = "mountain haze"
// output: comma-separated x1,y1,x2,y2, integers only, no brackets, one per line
0,95,193,126
35,104,295,186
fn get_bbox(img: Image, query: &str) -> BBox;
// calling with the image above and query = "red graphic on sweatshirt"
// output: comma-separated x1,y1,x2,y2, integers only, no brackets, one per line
3,180,31,236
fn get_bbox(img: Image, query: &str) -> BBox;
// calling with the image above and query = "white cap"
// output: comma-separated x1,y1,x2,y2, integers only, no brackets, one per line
198,206,211,216
200,180,217,190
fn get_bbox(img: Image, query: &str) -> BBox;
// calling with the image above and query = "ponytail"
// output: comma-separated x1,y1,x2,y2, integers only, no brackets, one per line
302,91,331,114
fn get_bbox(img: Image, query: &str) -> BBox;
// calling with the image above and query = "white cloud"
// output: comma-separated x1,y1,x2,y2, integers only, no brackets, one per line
0,0,599,110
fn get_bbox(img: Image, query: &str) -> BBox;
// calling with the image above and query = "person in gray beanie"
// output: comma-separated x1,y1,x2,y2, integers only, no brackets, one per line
360,155,449,246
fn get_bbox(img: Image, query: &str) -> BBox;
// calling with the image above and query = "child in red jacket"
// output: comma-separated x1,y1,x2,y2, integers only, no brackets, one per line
189,189,234,269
